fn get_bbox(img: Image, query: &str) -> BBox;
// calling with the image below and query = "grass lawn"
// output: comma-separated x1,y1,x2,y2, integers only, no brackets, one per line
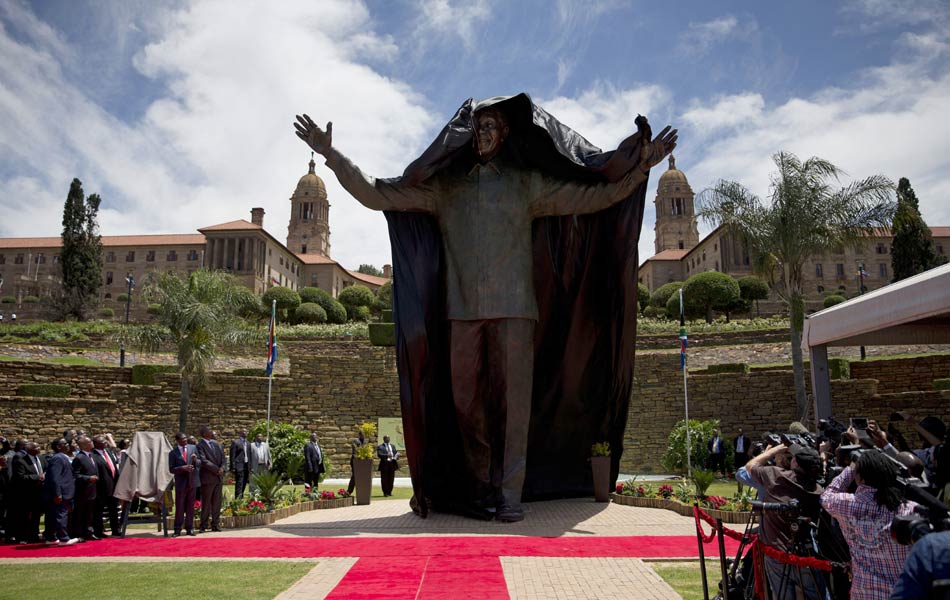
648,561,718,600
0,561,310,599
0,354,105,366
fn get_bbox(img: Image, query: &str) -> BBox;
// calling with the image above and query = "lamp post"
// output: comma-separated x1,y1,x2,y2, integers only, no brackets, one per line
119,273,135,367
857,264,867,360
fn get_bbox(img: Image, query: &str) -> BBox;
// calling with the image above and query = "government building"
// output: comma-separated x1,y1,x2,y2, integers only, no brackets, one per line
0,157,390,317
638,157,949,308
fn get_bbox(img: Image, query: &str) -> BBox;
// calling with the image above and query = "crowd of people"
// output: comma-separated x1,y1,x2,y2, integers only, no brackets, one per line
725,411,949,600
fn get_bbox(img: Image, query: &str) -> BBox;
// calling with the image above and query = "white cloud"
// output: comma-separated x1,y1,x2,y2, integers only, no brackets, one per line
411,0,493,50
677,15,758,57
0,0,437,272
680,93,765,137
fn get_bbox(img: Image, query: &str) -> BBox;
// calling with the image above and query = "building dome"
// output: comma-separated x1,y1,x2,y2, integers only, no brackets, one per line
295,157,326,197
658,155,688,185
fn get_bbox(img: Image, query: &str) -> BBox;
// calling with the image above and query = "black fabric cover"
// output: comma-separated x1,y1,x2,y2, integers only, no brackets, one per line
383,93,649,514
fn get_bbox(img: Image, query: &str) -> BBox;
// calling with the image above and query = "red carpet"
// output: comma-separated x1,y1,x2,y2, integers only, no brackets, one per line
1,536,737,599
0,535,737,559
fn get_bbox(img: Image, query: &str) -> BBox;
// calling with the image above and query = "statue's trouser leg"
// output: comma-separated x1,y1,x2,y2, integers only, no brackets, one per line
491,318,535,509
450,320,492,501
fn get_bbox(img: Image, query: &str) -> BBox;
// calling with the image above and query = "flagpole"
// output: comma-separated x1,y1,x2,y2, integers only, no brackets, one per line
266,298,275,444
680,288,692,479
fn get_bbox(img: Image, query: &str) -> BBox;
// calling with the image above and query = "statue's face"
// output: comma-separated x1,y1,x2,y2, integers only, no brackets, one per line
475,112,508,160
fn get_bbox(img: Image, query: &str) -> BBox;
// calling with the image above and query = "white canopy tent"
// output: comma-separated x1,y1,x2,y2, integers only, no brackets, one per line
802,262,950,421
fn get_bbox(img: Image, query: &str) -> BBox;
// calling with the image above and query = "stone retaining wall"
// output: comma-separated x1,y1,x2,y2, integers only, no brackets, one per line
1,342,948,475
850,354,950,393
635,328,788,350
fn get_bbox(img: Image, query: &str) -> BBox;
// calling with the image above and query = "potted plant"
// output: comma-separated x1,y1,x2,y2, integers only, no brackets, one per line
590,441,611,502
353,421,377,505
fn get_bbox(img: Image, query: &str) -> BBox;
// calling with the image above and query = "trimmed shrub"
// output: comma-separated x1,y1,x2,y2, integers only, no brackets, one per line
131,364,178,385
682,272,741,324
324,298,347,324
232,368,267,377
0,296,14,304
738,276,770,302
248,420,309,480
116,293,130,302
347,304,372,322
642,305,662,318
637,283,650,313
146,303,162,315
823,295,846,308
666,290,703,321
299,286,331,305
381,309,394,323
651,281,683,309
829,358,850,380
98,307,115,318
368,322,395,346
662,419,720,474
338,285,374,308
23,296,40,303
374,281,393,312
294,302,327,324
262,286,301,321
707,362,751,374
17,383,71,397
934,378,950,391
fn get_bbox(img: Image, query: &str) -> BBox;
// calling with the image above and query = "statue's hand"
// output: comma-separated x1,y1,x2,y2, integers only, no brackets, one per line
639,125,678,171
294,114,332,156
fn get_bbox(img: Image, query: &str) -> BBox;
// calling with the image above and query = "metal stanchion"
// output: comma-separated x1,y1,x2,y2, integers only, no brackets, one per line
716,518,729,600
696,503,710,600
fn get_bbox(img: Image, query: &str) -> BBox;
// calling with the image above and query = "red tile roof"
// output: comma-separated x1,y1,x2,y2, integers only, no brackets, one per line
0,234,206,249
644,249,689,261
297,253,336,265
197,219,262,232
348,270,390,286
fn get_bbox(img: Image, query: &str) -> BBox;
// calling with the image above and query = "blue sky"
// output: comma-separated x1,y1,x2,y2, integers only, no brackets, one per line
2,0,949,270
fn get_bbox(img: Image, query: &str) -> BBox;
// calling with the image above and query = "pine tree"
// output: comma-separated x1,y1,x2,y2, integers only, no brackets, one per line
58,178,103,319
890,178,945,282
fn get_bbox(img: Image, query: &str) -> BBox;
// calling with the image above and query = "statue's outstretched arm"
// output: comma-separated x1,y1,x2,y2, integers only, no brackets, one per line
294,114,437,213
533,125,678,217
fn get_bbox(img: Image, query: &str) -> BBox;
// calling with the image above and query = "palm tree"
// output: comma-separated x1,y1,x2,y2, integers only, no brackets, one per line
122,269,260,430
698,152,893,420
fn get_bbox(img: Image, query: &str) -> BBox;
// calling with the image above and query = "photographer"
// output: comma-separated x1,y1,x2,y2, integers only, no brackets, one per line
747,442,827,599
889,530,950,600
821,450,916,600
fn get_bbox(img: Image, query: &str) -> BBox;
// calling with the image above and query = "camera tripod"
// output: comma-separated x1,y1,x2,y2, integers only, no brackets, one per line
713,511,759,600
770,516,830,600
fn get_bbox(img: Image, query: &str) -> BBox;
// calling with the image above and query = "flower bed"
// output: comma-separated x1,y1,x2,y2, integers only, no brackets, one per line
166,495,354,531
610,493,751,524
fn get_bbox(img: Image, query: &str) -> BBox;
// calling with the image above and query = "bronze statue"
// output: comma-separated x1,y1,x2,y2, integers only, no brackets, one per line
296,95,676,521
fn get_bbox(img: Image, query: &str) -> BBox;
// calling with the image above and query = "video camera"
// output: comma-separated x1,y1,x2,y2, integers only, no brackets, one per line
751,499,800,513
890,465,950,546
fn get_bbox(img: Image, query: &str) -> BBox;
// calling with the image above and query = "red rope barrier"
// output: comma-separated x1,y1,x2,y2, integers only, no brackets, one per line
692,505,717,543
692,505,749,542
756,539,835,571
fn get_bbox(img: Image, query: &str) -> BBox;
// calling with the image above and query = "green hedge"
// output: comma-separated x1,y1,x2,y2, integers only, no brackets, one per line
707,362,751,374
146,303,162,315
232,368,267,377
23,296,40,303
368,323,395,346
131,364,178,385
381,309,393,323
829,358,850,380
935,378,950,391
17,383,71,397
98,307,115,318
116,293,130,302
0,296,14,304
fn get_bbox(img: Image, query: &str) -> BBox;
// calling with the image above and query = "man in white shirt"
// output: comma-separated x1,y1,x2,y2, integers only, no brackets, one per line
249,434,272,475
377,435,400,497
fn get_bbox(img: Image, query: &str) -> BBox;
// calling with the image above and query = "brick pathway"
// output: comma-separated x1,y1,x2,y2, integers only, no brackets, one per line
274,558,358,599
502,557,680,599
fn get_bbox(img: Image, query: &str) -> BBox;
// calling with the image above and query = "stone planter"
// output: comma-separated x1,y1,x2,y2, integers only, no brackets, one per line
610,493,751,524
353,458,374,505
166,496,355,531
591,456,611,502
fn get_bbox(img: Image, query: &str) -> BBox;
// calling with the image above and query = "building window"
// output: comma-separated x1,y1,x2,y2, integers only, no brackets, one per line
938,245,945,255
0,254,5,265
702,251,706,262
714,261,719,271
301,244,307,254
106,271,113,285
678,240,684,249
146,250,156,262
106,251,115,263
14,254,24,265
815,263,823,278
835,263,845,278
879,263,887,279
37,254,46,264
104,293,111,299
52,255,59,263
279,256,284,266
166,250,178,262
126,251,135,262
714,243,718,251
875,243,887,254
817,285,825,294
187,249,199,261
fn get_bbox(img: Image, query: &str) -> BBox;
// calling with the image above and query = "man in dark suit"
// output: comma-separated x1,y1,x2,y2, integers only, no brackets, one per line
71,436,99,540
168,432,199,537
377,435,400,497
43,438,78,545
197,425,225,532
707,429,726,476
733,428,751,469
229,428,250,499
11,441,45,543
92,435,120,537
304,432,324,490
347,429,365,495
